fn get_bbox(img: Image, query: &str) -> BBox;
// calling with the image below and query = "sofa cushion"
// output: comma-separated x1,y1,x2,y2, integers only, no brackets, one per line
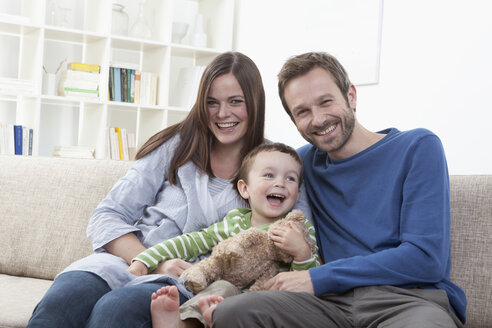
0,156,133,280
449,175,492,327
0,274,53,328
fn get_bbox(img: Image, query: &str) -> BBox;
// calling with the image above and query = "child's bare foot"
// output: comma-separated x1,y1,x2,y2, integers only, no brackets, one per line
151,285,180,328
198,295,224,327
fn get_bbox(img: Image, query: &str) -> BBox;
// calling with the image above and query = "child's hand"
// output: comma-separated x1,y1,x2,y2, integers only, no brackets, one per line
269,222,312,262
127,260,148,276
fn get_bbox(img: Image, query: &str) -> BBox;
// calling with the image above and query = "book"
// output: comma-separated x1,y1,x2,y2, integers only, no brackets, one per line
127,132,136,160
67,62,100,73
109,127,118,160
130,69,135,103
109,67,114,101
52,145,95,159
150,73,158,106
22,126,28,155
13,125,22,155
134,71,141,104
126,69,131,102
61,70,100,83
114,68,121,102
28,129,33,156
115,127,124,160
121,69,127,102
121,128,129,160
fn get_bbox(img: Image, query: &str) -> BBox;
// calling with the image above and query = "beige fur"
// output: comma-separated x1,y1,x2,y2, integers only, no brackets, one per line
181,209,316,294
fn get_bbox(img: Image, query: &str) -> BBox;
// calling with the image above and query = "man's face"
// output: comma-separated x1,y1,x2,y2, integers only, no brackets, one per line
284,67,356,159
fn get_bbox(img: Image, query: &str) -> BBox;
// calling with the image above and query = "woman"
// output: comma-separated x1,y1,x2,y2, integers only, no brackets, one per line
28,52,310,328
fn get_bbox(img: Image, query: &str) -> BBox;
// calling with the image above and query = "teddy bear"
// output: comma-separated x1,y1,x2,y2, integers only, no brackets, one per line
180,209,316,294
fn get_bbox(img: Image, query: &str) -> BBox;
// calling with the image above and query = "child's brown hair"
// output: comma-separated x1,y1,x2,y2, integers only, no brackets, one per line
233,142,303,192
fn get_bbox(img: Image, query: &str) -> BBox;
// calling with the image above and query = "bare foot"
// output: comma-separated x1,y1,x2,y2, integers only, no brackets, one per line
198,295,224,327
151,285,180,328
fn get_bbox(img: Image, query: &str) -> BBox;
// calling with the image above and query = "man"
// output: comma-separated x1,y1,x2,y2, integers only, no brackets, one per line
211,52,466,327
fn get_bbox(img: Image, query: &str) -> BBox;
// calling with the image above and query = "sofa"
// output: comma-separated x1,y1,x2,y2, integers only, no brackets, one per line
0,155,491,328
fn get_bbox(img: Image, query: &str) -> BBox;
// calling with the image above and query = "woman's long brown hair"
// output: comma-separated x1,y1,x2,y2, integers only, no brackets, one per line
135,52,265,185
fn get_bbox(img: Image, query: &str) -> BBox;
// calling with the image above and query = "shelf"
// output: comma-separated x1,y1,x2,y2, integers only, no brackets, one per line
44,26,106,44
0,0,234,159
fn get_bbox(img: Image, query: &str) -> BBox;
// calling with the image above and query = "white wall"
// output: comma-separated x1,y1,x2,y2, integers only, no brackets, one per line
234,0,492,174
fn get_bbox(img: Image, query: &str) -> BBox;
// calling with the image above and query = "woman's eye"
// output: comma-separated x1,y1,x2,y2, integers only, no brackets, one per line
207,100,218,106
231,99,244,105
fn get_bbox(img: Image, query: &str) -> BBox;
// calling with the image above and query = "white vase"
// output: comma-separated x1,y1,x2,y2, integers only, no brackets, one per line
111,4,129,36
191,14,207,48
129,0,151,39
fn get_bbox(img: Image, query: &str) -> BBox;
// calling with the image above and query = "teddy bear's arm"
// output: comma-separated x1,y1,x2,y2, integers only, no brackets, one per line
249,263,279,291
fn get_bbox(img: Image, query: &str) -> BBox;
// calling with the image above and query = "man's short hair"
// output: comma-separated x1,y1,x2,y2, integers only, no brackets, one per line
278,52,352,121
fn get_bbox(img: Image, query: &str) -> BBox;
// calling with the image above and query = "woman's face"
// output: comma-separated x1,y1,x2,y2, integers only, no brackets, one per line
207,73,249,149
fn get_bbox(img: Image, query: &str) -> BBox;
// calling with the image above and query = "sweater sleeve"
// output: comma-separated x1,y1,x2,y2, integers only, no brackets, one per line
310,135,451,295
87,139,177,251
133,209,249,273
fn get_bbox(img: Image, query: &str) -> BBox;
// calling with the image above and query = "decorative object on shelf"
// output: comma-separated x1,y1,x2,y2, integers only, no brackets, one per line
56,6,73,29
42,66,56,96
129,0,151,39
172,22,189,44
111,3,129,36
46,0,57,25
191,14,207,48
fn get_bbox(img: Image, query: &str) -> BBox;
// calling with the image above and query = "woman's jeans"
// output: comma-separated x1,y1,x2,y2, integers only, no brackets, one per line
27,270,187,328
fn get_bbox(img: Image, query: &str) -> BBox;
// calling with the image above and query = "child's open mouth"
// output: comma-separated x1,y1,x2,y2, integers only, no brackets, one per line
267,194,285,206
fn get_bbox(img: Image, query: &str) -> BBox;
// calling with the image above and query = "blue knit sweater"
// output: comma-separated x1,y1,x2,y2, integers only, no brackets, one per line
298,128,466,323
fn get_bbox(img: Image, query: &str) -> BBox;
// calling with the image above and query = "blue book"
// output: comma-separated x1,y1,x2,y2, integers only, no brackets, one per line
114,67,121,102
28,128,33,156
14,125,22,155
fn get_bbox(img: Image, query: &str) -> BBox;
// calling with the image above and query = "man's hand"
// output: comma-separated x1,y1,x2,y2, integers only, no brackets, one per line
153,259,193,277
127,260,148,276
263,270,315,294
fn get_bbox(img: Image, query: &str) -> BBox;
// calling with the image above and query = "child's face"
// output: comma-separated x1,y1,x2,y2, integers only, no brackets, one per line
238,150,301,221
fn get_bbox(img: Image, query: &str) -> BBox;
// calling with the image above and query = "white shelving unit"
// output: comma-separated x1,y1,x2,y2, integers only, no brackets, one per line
0,0,234,158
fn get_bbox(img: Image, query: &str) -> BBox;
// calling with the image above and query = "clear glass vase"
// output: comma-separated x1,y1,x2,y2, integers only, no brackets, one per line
129,1,151,39
111,4,129,36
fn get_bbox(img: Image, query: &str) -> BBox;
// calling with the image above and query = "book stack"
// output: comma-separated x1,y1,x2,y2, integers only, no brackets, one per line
108,127,136,161
52,146,95,159
0,78,35,95
58,62,100,98
0,123,33,156
109,66,158,105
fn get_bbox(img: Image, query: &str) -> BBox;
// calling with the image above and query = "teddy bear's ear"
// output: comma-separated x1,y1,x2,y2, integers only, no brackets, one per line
285,209,305,223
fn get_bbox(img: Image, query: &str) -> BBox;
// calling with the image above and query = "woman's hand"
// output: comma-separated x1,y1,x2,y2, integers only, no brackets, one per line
127,260,148,276
153,259,193,277
269,222,312,262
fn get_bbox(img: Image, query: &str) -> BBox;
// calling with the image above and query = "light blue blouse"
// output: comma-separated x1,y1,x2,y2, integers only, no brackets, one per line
61,135,312,295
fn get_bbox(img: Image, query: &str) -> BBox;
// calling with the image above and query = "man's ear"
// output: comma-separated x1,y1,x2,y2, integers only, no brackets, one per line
237,179,250,200
347,83,357,111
